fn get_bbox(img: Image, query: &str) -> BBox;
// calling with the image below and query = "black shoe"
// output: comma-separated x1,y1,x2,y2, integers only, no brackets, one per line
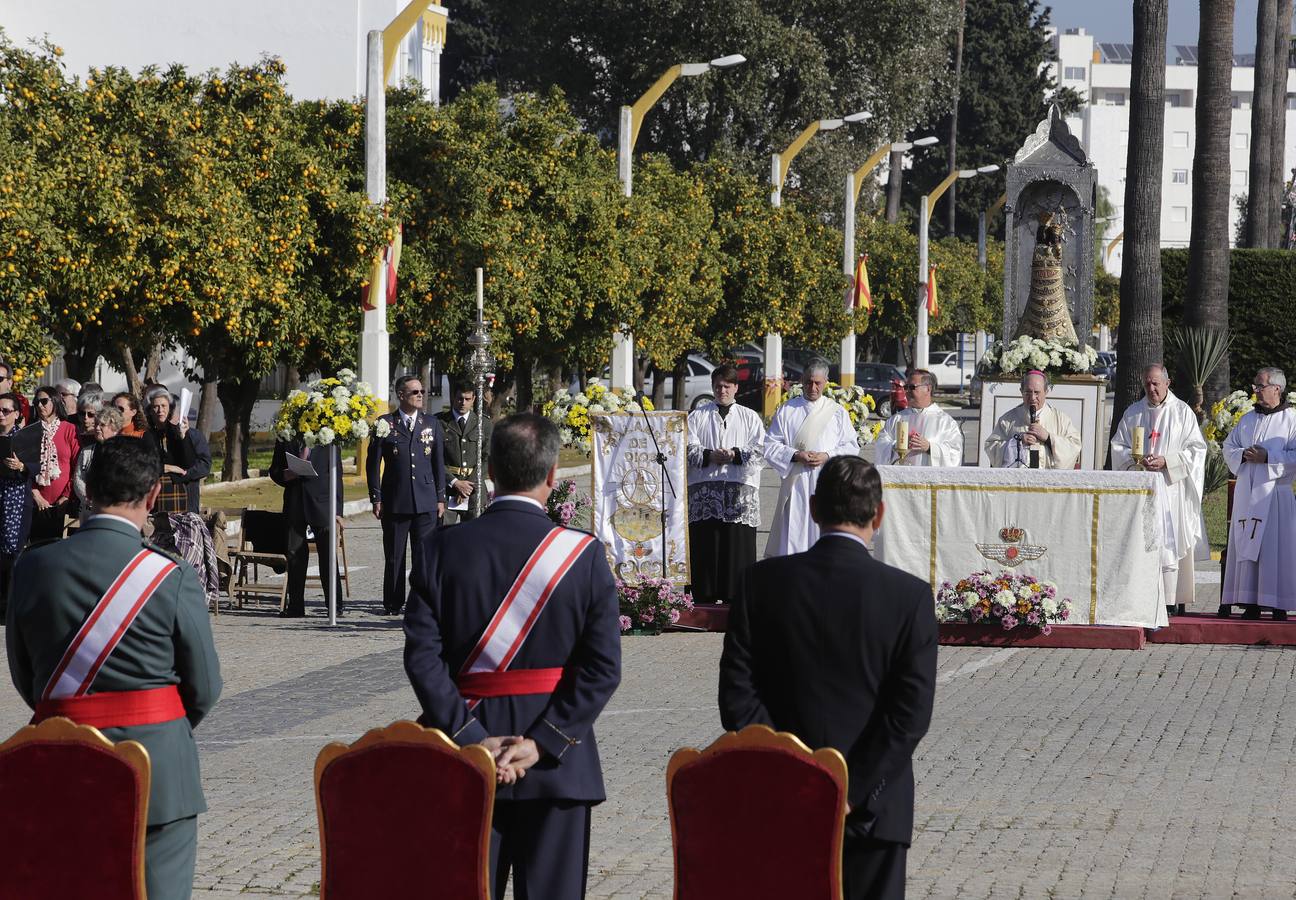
1241,605,1262,620
1274,610,1289,622
1176,604,1186,617
279,608,306,619
1217,604,1233,619
1166,605,1176,620
383,605,403,616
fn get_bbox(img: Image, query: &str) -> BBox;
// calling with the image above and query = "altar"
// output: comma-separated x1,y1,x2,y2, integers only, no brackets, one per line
873,466,1168,628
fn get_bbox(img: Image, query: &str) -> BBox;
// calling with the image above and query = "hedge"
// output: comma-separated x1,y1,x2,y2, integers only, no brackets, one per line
1161,248,1296,391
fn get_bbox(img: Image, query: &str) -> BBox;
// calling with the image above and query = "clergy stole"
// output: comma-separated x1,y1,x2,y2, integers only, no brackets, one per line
770,397,837,537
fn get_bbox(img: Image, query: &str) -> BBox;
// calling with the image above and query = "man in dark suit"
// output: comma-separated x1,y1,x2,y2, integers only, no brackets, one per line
269,438,345,618
719,455,937,900
7,436,223,900
404,413,621,900
366,375,446,614
436,380,493,523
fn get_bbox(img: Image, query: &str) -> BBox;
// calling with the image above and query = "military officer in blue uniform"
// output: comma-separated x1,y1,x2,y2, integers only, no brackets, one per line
404,413,621,900
7,436,223,900
366,375,446,614
436,380,492,523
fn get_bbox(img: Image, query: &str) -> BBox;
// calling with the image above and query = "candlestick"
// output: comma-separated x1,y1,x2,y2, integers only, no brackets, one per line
475,267,484,319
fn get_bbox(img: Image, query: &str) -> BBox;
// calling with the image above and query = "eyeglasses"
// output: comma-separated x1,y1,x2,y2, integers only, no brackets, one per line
903,384,926,392
403,389,425,396
0,408,15,415
1253,383,1279,392
35,397,52,406
59,391,75,399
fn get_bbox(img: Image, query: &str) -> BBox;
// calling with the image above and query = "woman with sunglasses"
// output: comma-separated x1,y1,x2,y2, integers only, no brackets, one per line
71,405,125,523
0,391,32,615
27,385,81,544
112,391,148,437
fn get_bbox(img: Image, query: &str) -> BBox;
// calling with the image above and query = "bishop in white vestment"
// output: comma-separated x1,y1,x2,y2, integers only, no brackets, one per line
687,367,766,602
1222,368,1296,617
876,369,964,466
764,364,860,557
985,371,1082,469
1110,365,1208,614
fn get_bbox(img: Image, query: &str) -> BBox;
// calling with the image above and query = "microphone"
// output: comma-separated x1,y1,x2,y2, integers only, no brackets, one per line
1027,405,1040,468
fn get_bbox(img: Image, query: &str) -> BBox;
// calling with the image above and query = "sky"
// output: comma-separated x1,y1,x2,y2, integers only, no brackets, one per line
1049,0,1262,54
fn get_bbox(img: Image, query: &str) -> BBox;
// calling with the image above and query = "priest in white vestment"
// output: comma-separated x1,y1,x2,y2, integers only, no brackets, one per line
687,365,766,603
876,369,964,466
1222,367,1296,619
1110,364,1208,616
764,361,860,557
984,370,1082,469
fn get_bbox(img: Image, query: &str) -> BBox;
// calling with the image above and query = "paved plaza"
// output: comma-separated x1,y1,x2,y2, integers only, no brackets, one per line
4,453,1294,899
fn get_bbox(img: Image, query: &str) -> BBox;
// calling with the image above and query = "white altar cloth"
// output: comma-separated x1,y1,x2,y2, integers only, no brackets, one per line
873,466,1168,627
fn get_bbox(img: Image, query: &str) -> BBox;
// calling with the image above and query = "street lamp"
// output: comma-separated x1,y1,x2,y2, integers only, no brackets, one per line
611,54,746,390
916,164,1000,368
840,135,939,387
762,110,870,416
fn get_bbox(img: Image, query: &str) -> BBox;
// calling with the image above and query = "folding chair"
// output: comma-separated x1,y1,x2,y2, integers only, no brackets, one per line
228,508,289,610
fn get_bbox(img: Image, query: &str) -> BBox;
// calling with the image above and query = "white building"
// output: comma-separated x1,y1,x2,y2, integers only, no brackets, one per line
0,0,448,102
1047,27,1296,274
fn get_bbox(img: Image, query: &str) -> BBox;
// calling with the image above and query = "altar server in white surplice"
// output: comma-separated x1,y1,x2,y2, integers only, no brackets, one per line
984,370,1082,469
687,365,766,603
1222,367,1296,619
1111,364,1208,616
764,361,860,557
876,369,964,467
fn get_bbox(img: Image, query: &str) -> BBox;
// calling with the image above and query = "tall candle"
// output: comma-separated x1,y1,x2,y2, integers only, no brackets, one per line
475,267,484,316
1132,425,1145,456
897,420,909,452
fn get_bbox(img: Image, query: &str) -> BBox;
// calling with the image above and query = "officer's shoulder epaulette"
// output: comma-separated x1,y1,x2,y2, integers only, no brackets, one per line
141,539,184,566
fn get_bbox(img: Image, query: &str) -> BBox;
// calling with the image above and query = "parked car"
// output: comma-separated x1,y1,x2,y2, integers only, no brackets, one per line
1091,351,1117,387
603,353,717,410
928,351,974,390
855,362,908,418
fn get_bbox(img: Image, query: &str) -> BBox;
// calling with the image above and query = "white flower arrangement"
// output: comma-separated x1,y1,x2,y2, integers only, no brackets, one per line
273,369,384,448
783,382,880,446
1204,389,1296,445
979,336,1098,378
542,379,654,452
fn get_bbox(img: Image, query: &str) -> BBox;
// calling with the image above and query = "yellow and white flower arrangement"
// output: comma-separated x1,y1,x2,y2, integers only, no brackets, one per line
1205,389,1296,446
543,380,654,452
273,368,383,448
979,335,1097,377
783,382,879,446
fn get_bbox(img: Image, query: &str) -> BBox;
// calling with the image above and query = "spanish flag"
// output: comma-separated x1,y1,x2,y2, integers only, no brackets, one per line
926,265,939,318
852,254,872,312
361,224,403,311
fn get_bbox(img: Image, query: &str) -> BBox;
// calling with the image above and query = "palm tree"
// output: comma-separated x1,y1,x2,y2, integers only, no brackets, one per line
1183,0,1234,406
1112,0,1169,437
1268,0,1293,245
1247,0,1277,248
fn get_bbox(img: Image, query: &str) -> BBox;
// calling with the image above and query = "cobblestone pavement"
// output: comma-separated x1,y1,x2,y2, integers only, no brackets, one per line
2,467,1289,898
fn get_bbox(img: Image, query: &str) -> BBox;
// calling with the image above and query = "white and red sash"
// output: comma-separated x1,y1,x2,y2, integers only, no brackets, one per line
457,527,595,710
41,549,177,702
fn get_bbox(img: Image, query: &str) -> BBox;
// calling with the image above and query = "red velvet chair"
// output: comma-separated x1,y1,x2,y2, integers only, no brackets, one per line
667,724,848,900
0,716,151,900
314,720,496,900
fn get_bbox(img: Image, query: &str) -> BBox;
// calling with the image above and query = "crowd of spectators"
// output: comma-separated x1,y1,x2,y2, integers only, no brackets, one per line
0,359,216,615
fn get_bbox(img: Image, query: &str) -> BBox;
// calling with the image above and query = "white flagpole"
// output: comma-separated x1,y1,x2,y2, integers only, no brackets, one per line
328,443,338,627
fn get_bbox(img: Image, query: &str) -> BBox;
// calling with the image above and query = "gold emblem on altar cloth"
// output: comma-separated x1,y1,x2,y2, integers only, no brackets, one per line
976,525,1046,567
612,466,663,543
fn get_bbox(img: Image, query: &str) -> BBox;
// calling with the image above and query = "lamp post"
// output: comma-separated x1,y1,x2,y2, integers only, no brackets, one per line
762,111,870,417
916,164,999,368
973,192,1007,366
841,135,939,386
611,54,745,391
468,268,493,516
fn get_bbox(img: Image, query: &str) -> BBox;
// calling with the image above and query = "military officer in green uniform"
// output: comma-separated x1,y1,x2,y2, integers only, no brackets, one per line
437,380,493,523
7,436,222,900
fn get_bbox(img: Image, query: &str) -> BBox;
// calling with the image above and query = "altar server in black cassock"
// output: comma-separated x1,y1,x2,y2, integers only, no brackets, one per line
404,413,621,900
719,455,937,900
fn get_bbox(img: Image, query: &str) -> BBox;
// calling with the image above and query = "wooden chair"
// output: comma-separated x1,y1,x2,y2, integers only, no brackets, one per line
0,717,151,900
307,522,352,601
315,721,496,900
667,724,848,900
228,508,289,610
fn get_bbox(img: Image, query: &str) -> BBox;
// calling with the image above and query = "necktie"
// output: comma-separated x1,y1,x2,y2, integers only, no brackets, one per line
458,416,467,430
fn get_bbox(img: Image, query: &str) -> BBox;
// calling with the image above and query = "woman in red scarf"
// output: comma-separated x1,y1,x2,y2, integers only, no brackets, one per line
28,384,80,544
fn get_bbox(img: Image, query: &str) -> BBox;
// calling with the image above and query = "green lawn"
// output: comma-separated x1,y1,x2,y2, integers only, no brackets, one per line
1203,488,1226,552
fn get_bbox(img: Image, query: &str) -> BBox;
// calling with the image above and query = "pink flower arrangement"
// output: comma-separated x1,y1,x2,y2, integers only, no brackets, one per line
546,479,592,528
617,578,693,635
935,570,1072,635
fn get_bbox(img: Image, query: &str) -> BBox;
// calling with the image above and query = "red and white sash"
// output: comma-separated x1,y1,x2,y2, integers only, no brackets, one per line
457,528,594,710
41,549,177,702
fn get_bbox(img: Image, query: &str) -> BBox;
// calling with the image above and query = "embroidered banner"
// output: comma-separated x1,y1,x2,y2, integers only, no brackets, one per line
591,411,690,585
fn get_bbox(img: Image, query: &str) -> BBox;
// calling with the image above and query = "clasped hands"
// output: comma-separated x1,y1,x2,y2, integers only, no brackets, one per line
1242,446,1269,464
906,433,930,453
1020,423,1049,447
480,736,541,785
793,450,829,467
1140,454,1167,472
